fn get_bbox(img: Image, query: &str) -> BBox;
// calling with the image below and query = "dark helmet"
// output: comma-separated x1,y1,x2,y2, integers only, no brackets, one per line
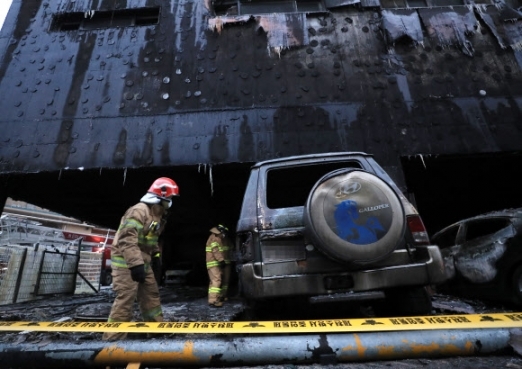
210,224,229,236
217,224,229,234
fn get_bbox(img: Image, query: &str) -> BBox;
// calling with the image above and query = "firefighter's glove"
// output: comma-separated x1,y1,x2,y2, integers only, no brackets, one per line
152,254,162,276
219,260,227,269
130,264,146,283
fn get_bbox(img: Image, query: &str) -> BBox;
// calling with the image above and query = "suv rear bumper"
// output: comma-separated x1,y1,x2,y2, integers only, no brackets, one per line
239,245,446,300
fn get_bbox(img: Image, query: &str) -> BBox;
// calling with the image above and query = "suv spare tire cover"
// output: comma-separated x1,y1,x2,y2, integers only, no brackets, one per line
303,168,405,265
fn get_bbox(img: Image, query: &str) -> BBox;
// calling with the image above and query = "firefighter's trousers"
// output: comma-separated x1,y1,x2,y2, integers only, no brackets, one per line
207,266,222,304
221,264,231,300
103,266,163,341
207,265,231,304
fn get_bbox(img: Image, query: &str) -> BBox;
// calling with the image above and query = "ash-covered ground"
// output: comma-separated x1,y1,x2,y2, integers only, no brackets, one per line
0,285,246,344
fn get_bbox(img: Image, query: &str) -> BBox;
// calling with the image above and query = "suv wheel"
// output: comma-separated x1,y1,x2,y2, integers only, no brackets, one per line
303,168,405,265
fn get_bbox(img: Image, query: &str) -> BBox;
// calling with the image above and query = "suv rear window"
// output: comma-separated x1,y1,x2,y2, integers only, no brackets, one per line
266,161,361,209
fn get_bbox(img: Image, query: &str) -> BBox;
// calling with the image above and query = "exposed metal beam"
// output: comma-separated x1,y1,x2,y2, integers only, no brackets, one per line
0,329,513,368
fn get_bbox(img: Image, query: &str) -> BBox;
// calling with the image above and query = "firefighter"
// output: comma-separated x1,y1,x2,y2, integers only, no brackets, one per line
102,177,179,341
206,224,232,307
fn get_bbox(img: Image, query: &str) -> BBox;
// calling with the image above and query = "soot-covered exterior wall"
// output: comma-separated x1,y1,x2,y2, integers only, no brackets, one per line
1,0,522,184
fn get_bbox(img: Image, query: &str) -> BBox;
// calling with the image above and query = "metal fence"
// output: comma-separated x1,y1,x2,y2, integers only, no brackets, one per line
76,251,103,294
0,245,29,304
0,244,103,305
0,215,70,247
35,249,80,295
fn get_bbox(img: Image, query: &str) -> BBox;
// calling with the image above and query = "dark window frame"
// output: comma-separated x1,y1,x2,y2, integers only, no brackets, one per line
462,217,512,243
379,0,493,8
433,224,460,249
213,0,327,16
50,7,160,32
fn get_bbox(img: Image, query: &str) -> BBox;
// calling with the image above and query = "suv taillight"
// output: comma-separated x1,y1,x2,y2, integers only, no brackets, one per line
406,215,430,245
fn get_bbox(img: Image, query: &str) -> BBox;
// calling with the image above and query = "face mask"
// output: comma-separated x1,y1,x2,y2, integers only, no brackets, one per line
161,199,172,209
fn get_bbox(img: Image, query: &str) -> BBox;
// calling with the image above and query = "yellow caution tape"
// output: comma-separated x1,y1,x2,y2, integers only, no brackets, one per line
1,313,522,334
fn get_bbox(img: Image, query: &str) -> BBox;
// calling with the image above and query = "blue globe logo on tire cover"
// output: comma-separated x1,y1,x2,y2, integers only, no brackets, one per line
334,200,385,245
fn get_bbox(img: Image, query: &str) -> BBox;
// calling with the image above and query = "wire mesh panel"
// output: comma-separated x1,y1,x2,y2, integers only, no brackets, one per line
35,250,78,295
0,245,27,305
0,245,98,304
15,246,46,303
75,251,102,294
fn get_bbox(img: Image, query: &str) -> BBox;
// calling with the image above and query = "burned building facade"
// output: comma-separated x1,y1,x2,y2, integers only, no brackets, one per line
1,0,522,271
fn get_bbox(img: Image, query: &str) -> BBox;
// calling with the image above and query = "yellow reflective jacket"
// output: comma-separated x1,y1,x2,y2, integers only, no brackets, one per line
111,202,165,269
205,233,232,269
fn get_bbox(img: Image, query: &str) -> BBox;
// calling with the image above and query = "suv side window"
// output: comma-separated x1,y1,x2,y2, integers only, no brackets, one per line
266,161,361,209
434,225,460,249
464,218,511,242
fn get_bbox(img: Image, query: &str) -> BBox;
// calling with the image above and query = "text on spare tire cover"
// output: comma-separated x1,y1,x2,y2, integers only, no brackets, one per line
324,180,393,245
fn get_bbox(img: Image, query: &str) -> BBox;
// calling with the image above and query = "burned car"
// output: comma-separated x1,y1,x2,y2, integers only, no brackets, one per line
235,152,446,315
432,208,522,306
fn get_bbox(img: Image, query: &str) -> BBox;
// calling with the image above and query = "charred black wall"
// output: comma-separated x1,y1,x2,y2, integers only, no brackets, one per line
1,1,522,175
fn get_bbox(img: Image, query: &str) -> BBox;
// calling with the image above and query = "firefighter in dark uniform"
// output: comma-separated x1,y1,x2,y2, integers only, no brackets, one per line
102,177,179,341
206,224,232,307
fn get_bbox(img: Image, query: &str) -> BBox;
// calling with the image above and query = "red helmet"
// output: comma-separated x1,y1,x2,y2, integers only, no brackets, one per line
148,177,179,200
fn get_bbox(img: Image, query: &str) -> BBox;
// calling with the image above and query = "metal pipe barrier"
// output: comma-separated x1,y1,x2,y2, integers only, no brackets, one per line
0,329,514,368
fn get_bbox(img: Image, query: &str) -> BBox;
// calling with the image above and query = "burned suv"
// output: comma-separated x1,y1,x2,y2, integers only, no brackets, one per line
235,152,446,315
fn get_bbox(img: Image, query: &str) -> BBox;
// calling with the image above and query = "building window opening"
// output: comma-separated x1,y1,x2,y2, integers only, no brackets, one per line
379,0,485,7
212,0,326,16
50,7,160,32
